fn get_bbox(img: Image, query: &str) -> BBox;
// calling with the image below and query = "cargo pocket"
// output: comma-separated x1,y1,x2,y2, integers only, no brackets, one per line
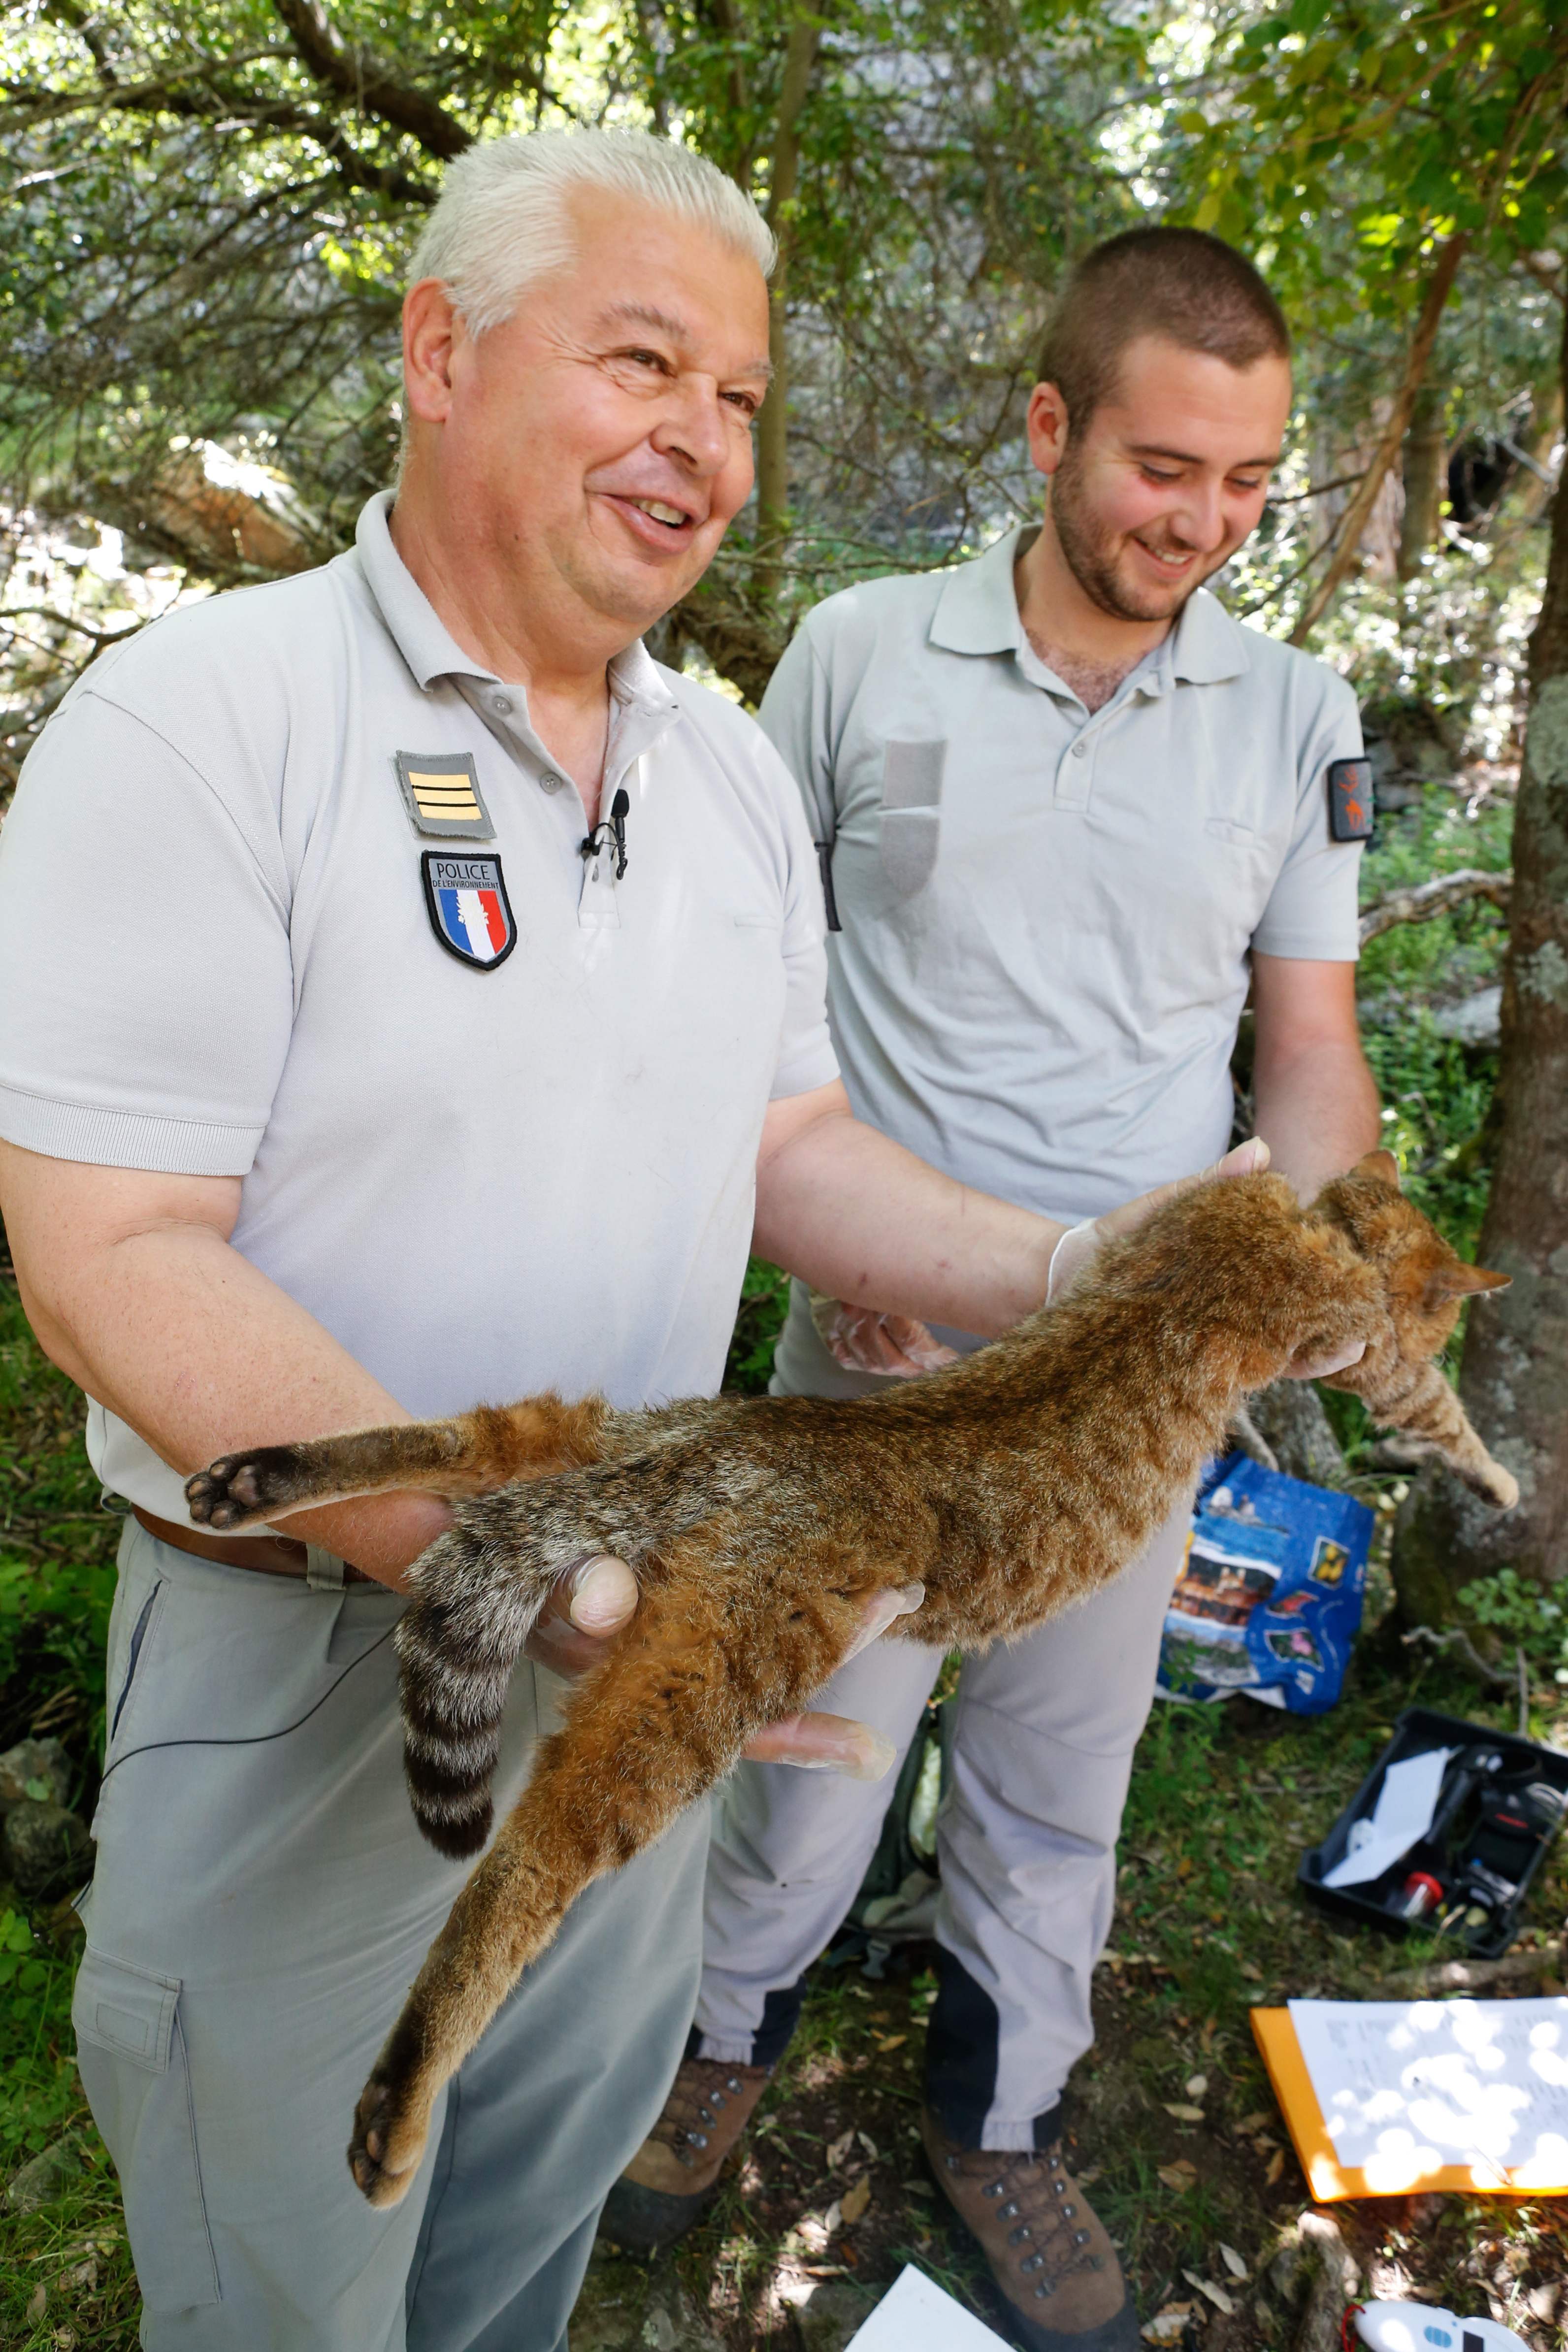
73,1947,220,2312
878,738,945,901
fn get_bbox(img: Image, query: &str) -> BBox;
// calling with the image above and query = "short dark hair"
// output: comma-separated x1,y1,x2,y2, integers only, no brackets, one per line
1037,227,1291,427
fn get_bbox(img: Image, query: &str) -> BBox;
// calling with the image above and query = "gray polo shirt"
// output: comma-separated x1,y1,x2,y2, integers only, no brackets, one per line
0,494,836,1523
762,523,1363,1396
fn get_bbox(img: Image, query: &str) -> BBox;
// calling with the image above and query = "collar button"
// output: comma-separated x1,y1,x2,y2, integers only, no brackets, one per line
539,773,566,795
491,694,514,716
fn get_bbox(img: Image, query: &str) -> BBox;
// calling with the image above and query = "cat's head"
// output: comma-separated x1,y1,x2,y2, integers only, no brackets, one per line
1319,1148,1509,1362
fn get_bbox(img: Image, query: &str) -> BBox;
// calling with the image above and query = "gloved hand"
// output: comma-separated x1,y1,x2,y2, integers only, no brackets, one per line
810,1291,960,1377
527,1557,923,1780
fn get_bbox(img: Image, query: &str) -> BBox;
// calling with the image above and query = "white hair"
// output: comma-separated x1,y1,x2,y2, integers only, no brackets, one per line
409,128,776,335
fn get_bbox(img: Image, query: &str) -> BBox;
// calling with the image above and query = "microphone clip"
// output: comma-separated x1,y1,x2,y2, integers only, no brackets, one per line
580,786,630,882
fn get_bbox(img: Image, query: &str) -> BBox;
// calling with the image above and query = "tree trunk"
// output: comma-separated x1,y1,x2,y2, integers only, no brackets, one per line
1291,234,1467,645
1397,384,1448,579
1392,295,1568,1618
753,9,821,558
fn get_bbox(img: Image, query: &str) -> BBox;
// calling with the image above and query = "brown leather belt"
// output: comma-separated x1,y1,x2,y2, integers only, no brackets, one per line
131,1505,375,1584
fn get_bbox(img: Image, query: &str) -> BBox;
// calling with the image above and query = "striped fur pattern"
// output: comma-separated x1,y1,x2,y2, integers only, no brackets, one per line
186,1155,1515,2207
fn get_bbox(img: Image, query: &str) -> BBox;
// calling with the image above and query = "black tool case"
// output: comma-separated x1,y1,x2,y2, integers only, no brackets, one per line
1299,1705,1568,1958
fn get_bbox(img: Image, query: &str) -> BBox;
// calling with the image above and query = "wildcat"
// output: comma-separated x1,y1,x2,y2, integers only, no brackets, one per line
186,1153,1515,2206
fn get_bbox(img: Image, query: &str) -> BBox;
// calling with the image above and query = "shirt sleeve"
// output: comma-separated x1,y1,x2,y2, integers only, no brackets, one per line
1250,671,1366,962
0,687,294,1173
741,697,839,1103
757,623,837,847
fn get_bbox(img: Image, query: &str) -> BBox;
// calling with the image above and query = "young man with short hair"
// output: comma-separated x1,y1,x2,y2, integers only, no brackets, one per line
608,229,1381,2352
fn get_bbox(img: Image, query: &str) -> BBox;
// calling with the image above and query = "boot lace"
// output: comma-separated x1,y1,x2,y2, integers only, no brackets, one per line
650,2059,753,2171
943,2144,1102,2305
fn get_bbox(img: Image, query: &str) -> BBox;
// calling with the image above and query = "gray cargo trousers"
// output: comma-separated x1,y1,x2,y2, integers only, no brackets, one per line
75,1520,706,2352
694,1503,1188,2152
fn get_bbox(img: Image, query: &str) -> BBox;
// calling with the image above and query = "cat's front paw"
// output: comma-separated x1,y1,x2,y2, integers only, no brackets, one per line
184,1446,312,1530
347,2063,434,2209
1474,1459,1520,1512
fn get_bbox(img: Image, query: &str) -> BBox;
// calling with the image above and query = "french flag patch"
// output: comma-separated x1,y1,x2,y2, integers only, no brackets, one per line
421,851,517,970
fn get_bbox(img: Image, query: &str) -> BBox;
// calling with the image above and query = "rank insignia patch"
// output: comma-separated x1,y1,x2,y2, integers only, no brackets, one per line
396,751,495,839
1326,756,1375,842
422,851,517,969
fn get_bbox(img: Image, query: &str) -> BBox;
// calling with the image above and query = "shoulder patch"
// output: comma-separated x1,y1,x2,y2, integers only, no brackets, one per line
1326,756,1374,842
421,851,517,969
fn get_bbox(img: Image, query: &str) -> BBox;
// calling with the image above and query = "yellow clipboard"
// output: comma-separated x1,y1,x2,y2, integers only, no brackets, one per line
1249,2008,1554,2200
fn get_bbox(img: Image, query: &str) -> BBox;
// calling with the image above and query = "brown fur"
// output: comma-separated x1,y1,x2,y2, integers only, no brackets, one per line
185,1156,1514,2206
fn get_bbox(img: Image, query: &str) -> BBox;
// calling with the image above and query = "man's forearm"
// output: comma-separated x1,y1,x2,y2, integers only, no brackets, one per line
3,1149,447,1584
1253,1040,1381,1204
754,1102,1062,1338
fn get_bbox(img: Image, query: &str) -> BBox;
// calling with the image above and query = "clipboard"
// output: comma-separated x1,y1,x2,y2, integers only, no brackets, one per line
1250,2007,1566,2199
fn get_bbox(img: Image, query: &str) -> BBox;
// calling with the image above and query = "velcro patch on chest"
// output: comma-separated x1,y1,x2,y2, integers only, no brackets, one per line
1326,756,1375,842
422,851,517,969
396,751,495,839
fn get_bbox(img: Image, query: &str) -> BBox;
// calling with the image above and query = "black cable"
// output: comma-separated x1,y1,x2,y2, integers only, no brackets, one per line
97,1623,400,1786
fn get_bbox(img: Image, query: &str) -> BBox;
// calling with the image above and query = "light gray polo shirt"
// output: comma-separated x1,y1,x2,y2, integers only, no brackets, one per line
763,523,1364,1397
0,494,836,1523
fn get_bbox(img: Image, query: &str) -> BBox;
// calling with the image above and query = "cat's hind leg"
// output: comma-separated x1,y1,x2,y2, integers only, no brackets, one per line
348,1556,881,2206
184,1395,612,1530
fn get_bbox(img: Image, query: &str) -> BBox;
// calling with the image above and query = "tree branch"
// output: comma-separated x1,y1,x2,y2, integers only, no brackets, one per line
754,7,823,555
1290,231,1469,646
1358,867,1512,945
270,0,475,159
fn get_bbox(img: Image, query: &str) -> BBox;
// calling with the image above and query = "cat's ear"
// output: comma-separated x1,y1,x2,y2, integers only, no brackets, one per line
1353,1148,1402,1188
1423,1262,1512,1309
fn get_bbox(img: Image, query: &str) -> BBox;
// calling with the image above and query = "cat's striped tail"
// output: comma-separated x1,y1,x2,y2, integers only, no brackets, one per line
393,1526,561,1860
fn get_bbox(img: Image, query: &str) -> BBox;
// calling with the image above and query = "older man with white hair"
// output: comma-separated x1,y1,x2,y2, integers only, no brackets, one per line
0,128,1267,2350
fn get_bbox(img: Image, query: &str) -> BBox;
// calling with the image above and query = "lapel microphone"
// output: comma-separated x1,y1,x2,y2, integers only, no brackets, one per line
580,786,630,880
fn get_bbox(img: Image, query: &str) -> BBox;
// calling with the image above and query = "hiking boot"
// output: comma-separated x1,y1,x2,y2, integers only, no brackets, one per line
598,2056,773,2253
921,2109,1139,2352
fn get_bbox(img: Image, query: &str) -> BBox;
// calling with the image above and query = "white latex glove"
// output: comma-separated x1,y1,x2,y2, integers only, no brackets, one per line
810,1290,961,1378
528,1557,923,1780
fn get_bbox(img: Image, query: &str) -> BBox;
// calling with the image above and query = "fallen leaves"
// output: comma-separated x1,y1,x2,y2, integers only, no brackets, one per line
1142,2299,1196,2341
873,2033,907,2053
1265,2148,1285,2186
826,2128,855,2168
1163,2102,1206,2123
840,2174,871,2227
1156,2158,1198,2191
1219,2243,1248,2279
1183,2270,1236,2314
1184,2073,1209,2099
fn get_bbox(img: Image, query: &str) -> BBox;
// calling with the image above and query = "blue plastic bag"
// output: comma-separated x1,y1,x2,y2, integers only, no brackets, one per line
1156,1452,1375,1713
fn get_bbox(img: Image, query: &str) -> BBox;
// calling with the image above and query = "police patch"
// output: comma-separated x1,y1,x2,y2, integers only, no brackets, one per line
421,851,517,969
1326,756,1374,842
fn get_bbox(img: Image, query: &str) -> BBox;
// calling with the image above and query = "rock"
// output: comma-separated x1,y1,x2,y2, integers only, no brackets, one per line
1247,1381,1348,1489
0,1738,71,1812
1293,2212,1359,2352
7,2130,85,2214
3,1799,92,1895
569,2249,722,2352
1431,986,1502,1049
793,2281,880,2351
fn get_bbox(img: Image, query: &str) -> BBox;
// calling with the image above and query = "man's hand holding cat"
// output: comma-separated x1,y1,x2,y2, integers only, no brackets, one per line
526,1557,920,1778
816,1137,1365,1384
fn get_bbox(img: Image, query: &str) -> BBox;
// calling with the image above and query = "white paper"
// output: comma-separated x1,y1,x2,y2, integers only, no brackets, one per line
846,2263,1014,2350
1289,1996,1568,2190
1321,1746,1454,1889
